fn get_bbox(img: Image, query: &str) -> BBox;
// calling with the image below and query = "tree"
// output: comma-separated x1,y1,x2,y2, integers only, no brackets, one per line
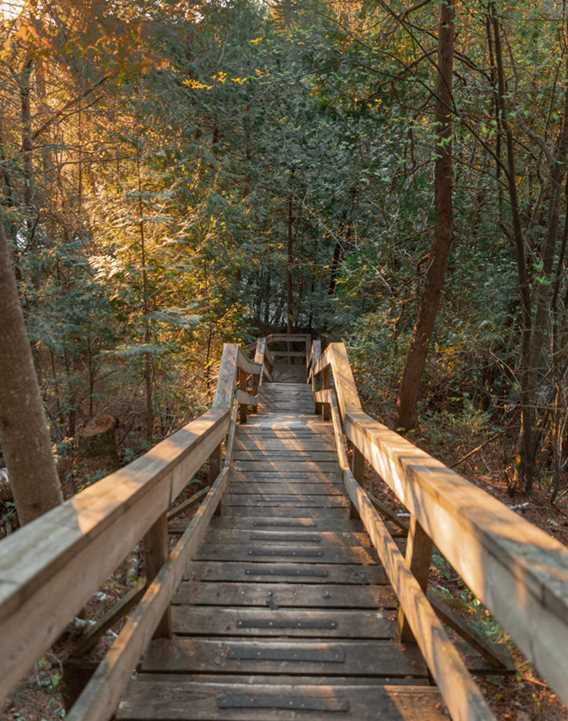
397,0,455,430
0,220,63,525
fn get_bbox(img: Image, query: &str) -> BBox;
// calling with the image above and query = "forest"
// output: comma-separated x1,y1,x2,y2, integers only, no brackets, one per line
1,0,568,719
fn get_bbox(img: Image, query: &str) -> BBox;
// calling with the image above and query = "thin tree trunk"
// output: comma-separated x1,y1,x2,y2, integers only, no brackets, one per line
0,220,63,525
490,5,535,491
397,0,455,430
137,151,153,443
287,194,294,335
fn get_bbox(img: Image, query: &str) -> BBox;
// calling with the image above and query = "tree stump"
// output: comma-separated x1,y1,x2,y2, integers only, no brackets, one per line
77,415,118,461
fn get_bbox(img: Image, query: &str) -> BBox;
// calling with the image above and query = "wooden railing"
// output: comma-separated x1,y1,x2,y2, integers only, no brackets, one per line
0,341,269,721
308,341,568,719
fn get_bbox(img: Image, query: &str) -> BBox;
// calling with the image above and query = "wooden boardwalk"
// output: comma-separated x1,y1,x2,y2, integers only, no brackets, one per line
4,334,568,721
117,383,446,720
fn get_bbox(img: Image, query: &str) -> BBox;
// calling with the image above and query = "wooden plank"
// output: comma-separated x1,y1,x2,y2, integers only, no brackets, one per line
210,515,364,531
233,461,339,472
222,494,349,508
219,506,350,519
233,450,337,460
186,561,388,584
117,682,447,721
227,482,344,495
193,542,379,565
234,438,334,451
172,607,394,638
212,344,238,409
135,674,429,686
140,638,423,676
201,529,372,546
173,581,397,608
0,408,229,707
64,466,232,721
230,470,341,480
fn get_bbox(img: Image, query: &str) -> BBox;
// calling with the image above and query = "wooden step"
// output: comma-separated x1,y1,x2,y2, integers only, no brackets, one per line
140,638,424,676
117,680,447,720
171,607,395,638
200,529,373,547
186,562,388,584
227,482,344,495
222,494,349,508
173,582,397,608
193,542,379,565
209,515,364,531
219,507,350,519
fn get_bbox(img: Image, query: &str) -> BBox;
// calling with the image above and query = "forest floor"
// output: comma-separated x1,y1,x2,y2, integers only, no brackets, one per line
2,422,568,721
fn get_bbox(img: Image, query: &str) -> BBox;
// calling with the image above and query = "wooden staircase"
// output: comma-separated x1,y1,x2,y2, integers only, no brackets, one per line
117,381,481,721
3,334,568,721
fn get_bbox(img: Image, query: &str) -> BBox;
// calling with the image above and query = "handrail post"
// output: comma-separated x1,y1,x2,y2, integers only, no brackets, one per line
398,515,433,643
349,445,365,518
142,513,173,638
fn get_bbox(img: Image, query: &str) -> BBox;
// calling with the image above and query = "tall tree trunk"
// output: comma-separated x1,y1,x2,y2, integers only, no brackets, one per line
397,0,455,430
0,220,63,525
287,194,294,334
137,151,153,443
490,5,534,491
523,54,568,493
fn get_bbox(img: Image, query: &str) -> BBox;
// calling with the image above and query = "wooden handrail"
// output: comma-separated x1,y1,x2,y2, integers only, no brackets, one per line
0,340,261,715
312,342,568,707
325,386,494,721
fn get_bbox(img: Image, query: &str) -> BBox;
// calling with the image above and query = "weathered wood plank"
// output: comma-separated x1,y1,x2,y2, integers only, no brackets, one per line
233,460,339,473
197,529,373,547
210,515,364,531
219,506,350,519
117,682,447,721
233,450,338,460
222,494,349,508
193,542,379,565
140,638,423,676
185,561,388,584
173,581,397,608
227,482,343,495
172,607,394,638
234,438,335,451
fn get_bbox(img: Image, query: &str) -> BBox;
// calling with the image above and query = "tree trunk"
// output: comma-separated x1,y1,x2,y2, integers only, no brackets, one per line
0,221,63,525
397,0,455,430
287,193,294,334
137,151,153,443
490,5,534,492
